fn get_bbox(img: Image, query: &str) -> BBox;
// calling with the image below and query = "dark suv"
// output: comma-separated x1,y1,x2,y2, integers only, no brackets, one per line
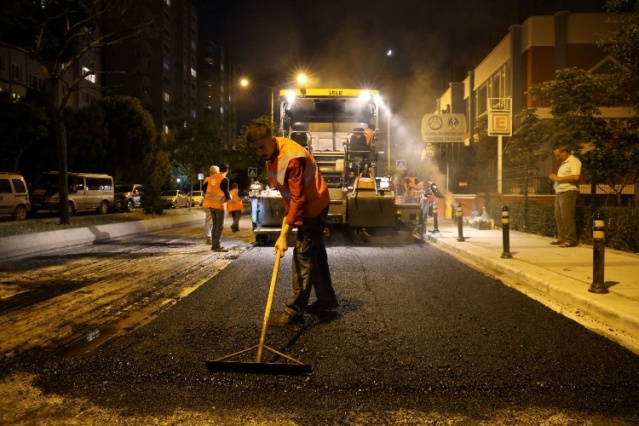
114,184,144,212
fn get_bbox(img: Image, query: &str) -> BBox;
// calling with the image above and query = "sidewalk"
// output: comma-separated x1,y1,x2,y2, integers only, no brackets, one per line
423,218,639,355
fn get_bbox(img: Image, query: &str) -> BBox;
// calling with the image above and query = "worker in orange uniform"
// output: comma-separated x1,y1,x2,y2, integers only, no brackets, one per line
202,165,219,243
364,123,375,146
226,182,243,232
203,163,231,252
246,121,338,326
402,172,421,203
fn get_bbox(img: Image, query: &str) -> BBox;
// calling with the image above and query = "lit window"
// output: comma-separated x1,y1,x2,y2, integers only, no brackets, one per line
82,67,96,83
163,92,170,102
190,67,196,78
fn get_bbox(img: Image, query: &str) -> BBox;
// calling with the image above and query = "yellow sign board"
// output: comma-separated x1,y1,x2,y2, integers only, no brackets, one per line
488,111,512,136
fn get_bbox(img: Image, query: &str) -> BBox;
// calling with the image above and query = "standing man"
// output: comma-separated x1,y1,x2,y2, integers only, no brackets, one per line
203,165,219,244
549,146,582,247
226,182,243,232
246,122,338,326
203,163,231,252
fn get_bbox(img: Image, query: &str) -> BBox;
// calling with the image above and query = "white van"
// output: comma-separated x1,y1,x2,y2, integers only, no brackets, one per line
30,172,114,216
0,172,31,220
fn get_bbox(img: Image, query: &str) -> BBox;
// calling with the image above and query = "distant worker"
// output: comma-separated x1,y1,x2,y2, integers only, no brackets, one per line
364,123,375,146
246,121,338,326
202,165,219,244
226,182,243,233
402,172,421,203
549,145,581,247
203,162,231,252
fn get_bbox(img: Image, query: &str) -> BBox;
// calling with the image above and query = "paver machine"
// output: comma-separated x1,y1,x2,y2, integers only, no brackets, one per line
250,88,420,243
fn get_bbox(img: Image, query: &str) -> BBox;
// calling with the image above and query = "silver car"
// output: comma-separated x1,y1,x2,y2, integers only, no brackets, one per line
160,190,190,209
115,184,144,212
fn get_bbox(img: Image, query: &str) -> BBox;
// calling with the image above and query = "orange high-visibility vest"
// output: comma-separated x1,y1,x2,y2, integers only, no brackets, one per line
226,188,243,213
266,137,329,218
203,172,226,210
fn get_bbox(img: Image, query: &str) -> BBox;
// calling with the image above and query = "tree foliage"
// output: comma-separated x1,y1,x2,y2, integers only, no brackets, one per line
0,92,49,173
0,0,149,224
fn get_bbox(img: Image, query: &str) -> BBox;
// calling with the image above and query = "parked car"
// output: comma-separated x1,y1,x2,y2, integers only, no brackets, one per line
160,190,190,209
115,184,144,212
29,171,114,216
188,190,204,206
0,172,31,220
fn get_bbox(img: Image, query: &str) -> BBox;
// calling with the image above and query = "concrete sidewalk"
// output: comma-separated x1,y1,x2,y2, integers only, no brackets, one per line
423,218,639,355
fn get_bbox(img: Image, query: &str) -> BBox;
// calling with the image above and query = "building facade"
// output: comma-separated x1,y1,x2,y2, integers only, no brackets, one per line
433,12,631,196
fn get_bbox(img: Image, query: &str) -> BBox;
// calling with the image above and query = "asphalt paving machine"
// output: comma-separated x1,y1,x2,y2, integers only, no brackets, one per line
250,88,422,243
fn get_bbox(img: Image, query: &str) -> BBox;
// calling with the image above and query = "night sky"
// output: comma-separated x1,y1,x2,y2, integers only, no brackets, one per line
192,0,608,125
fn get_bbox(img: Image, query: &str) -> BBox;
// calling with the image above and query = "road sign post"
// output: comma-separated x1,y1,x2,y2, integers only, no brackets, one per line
488,98,512,194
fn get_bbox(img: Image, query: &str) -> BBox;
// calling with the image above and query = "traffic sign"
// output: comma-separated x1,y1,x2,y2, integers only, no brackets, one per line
248,167,258,178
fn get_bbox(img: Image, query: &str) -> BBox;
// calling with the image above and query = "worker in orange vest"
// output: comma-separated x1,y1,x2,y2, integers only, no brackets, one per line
226,182,243,232
202,165,219,243
203,163,231,252
246,121,338,326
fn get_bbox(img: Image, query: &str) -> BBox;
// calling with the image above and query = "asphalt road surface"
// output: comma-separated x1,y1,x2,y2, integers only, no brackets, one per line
1,223,638,425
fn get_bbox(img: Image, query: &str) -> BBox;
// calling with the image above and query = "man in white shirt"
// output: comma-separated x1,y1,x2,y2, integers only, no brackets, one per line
549,146,582,247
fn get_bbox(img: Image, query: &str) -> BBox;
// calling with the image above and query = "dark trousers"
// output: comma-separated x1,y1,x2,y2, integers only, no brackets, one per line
554,190,578,244
230,211,241,232
285,206,335,315
209,208,225,249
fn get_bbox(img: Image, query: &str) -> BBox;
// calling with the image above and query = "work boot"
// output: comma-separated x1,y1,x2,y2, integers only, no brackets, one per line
306,299,339,313
268,311,304,326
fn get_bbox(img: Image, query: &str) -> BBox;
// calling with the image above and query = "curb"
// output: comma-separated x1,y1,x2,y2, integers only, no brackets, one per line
0,212,203,261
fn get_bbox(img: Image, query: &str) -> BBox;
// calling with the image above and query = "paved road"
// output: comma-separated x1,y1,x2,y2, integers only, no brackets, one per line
2,224,638,424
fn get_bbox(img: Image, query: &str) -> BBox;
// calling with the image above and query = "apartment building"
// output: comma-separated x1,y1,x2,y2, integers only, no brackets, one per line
198,41,240,149
102,0,198,139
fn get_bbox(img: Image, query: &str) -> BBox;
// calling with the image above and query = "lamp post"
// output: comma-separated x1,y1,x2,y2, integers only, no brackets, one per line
240,74,308,127
240,78,275,125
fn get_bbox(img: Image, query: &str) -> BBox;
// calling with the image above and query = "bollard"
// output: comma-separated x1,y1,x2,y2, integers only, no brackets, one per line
432,201,440,233
500,206,512,259
456,203,465,241
589,211,608,294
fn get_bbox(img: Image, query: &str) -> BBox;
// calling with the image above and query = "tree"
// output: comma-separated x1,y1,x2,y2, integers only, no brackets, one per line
0,91,49,173
0,0,149,224
170,116,224,198
523,68,637,205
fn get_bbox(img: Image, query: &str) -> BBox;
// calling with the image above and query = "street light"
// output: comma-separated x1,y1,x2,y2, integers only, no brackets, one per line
240,73,308,126
240,78,275,125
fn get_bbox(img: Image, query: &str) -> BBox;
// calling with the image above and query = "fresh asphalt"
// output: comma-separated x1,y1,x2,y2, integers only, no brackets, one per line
1,209,637,355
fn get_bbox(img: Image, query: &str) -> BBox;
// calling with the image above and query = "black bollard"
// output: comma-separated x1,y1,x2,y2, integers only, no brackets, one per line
432,201,440,233
500,206,512,259
456,202,465,241
589,211,608,294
